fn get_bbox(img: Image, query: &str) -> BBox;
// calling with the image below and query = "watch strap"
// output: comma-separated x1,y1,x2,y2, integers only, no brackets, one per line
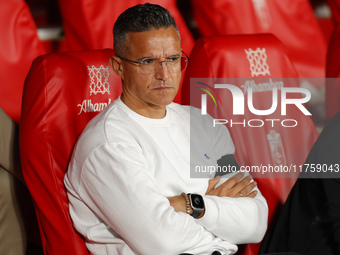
190,206,202,218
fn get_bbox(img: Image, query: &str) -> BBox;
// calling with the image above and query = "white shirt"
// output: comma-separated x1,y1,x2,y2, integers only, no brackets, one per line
64,98,268,255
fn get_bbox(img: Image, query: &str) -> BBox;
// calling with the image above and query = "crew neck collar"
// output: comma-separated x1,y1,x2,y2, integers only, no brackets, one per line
116,96,171,125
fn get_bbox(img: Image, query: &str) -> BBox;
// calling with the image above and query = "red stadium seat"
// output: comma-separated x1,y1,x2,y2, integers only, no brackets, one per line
182,34,319,255
58,0,194,55
57,0,194,104
20,49,122,255
326,24,340,120
325,0,340,120
191,0,327,83
328,0,340,23
317,17,335,44
0,0,46,123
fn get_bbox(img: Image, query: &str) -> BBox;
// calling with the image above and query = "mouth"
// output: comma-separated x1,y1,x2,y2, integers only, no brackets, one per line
153,86,173,90
149,81,176,92
151,84,175,90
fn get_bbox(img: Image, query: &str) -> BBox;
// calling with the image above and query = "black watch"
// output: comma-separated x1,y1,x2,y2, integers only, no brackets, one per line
187,193,205,218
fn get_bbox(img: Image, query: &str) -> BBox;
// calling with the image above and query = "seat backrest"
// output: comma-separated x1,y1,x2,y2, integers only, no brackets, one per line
20,49,121,255
326,24,340,120
328,0,340,23
182,34,319,255
58,0,194,104
58,0,194,54
191,0,327,82
0,0,46,123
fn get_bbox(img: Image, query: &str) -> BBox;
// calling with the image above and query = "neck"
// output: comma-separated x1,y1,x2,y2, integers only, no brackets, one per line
120,94,167,119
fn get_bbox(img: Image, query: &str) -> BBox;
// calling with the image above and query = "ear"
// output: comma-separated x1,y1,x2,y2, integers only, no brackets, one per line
110,55,123,78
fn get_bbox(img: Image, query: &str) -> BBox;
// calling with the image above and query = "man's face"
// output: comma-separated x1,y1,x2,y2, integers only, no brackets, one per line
112,27,182,113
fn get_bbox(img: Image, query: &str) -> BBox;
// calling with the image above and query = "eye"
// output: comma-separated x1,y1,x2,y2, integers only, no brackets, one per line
140,58,155,65
166,56,180,62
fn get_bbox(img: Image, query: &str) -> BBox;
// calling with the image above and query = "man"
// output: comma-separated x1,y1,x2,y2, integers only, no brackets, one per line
64,3,268,255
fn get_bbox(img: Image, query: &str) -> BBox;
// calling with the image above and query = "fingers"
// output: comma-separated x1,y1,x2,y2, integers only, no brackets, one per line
206,173,243,197
237,179,257,197
217,172,245,190
233,177,256,197
219,173,250,197
206,171,258,198
245,190,257,198
206,176,221,194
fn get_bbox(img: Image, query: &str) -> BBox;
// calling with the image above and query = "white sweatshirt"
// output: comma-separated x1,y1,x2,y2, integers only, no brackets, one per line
64,98,268,255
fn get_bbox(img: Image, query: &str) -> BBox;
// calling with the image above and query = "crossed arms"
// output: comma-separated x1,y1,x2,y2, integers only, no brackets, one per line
66,143,268,255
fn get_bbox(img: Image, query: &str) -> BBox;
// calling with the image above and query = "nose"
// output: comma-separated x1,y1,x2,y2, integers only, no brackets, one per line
155,61,170,81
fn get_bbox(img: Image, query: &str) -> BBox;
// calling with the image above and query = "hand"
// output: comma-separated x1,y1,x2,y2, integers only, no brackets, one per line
206,172,257,198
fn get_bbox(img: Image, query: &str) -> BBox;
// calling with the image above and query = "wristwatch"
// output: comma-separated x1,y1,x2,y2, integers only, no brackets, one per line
187,193,205,218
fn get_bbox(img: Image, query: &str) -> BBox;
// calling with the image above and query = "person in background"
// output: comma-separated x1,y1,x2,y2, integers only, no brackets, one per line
0,107,29,255
260,110,340,255
0,107,40,255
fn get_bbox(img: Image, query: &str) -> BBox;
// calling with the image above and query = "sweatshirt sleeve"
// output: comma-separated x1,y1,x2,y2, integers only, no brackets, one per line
70,142,218,255
194,112,268,244
197,189,268,244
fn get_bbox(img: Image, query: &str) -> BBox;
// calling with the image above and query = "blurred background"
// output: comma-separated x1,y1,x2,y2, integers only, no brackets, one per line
1,1,339,254
25,0,334,51
2,0,340,130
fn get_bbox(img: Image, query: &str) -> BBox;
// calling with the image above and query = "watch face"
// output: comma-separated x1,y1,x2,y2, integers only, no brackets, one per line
190,194,205,209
